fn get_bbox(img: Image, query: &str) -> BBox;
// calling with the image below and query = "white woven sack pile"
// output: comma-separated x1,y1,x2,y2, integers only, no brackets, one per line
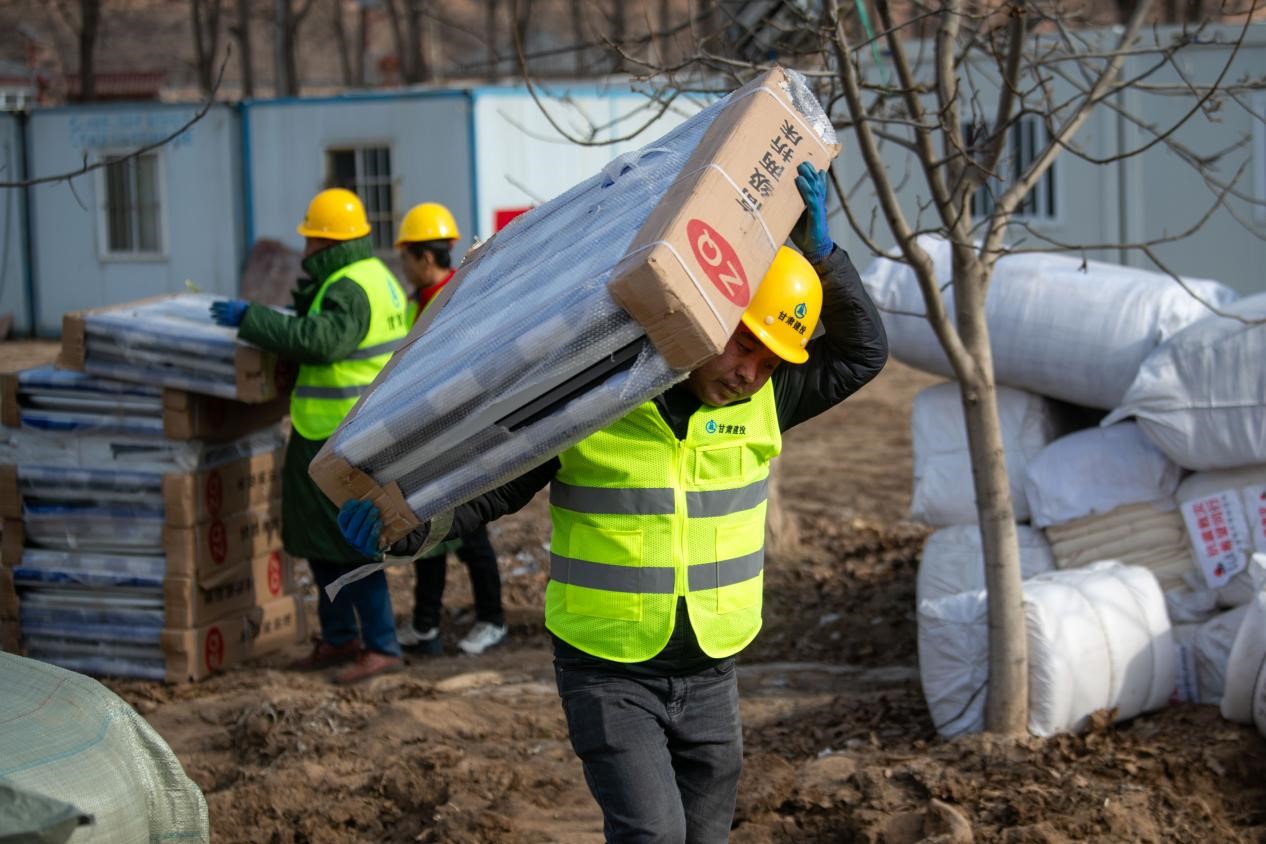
911,382,1065,525
918,561,1174,738
861,235,1237,410
1219,562,1266,738
1106,293,1266,471
1171,466,1266,612
916,524,1055,606
1172,605,1250,705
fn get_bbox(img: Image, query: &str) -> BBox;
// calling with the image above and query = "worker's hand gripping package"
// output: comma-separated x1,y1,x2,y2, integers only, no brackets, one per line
309,67,840,560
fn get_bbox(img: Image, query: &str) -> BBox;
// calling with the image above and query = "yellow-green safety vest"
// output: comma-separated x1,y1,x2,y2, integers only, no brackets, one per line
290,257,410,440
546,380,781,662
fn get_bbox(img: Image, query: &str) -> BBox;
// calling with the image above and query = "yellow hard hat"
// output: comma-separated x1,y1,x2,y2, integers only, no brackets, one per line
395,202,461,246
740,246,823,365
296,188,371,240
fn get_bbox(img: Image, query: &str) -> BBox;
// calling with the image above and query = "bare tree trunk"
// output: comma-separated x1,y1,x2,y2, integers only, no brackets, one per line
383,0,407,83
234,0,254,96
485,0,499,80
354,3,368,86
331,0,353,85
191,0,224,95
657,0,671,63
78,0,101,101
569,0,584,75
404,0,427,83
514,0,533,70
954,251,1028,735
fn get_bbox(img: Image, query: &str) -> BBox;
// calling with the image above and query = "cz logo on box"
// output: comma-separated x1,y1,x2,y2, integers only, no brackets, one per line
687,219,749,307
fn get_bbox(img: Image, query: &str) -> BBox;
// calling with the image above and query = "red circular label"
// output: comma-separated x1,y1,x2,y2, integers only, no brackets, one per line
686,218,750,307
205,470,223,517
208,520,228,564
205,626,225,671
267,551,283,596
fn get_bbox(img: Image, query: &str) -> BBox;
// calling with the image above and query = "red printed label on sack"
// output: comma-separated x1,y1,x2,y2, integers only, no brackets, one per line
205,470,223,517
267,551,283,596
208,520,228,564
205,626,225,671
1181,491,1251,588
686,219,750,307
1243,485,1266,554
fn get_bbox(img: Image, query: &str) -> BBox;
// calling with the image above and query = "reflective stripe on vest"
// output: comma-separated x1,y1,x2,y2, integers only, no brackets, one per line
545,380,781,663
290,257,410,440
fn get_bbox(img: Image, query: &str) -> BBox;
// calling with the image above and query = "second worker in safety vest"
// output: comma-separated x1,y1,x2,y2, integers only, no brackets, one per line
211,187,411,686
337,163,888,838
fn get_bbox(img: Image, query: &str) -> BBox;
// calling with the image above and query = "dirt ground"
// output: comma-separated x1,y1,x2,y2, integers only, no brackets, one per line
7,339,1266,842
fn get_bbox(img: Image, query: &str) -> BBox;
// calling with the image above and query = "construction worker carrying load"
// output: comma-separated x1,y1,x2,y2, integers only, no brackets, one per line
395,201,508,656
337,163,888,837
211,187,410,685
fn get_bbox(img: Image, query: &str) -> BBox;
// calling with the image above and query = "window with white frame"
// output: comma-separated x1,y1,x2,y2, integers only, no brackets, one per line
99,151,164,256
969,114,1058,222
326,145,396,250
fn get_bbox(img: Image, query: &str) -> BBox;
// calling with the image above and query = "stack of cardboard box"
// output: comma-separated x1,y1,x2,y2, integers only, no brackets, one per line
0,355,306,682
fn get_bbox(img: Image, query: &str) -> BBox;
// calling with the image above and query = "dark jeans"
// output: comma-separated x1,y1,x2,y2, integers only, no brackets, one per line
307,558,401,657
553,653,742,843
412,525,504,629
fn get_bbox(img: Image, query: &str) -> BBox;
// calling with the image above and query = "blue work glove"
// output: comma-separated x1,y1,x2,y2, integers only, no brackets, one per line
210,299,250,328
338,499,383,559
790,161,833,263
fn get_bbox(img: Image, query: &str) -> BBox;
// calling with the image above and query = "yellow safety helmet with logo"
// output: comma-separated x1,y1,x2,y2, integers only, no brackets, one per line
740,246,823,365
296,188,371,240
395,202,461,246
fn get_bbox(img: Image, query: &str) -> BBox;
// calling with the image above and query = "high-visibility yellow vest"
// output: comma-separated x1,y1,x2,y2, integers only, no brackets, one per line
290,258,409,440
546,380,781,662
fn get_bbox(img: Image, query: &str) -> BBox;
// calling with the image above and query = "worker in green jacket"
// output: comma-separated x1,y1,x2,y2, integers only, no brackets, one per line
210,187,411,685
337,164,889,835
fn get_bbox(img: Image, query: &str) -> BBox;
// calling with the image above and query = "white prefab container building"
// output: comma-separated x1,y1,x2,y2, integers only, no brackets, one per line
24,103,243,335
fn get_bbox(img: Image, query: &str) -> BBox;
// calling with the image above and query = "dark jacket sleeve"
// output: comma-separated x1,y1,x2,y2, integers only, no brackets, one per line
237,279,371,365
387,457,560,556
771,245,888,431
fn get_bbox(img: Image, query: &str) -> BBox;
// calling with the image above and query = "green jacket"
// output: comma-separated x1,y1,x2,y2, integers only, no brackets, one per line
237,237,376,564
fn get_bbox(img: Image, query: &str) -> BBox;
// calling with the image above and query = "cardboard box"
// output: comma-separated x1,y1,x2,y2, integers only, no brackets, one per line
0,370,288,440
58,294,294,404
163,549,296,629
608,66,839,371
160,592,307,683
2,499,283,587
0,449,283,527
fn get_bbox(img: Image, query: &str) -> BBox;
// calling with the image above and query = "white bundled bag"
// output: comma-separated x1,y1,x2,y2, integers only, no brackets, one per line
916,524,1055,606
862,235,1238,410
911,382,1064,526
1023,423,1181,528
1221,589,1266,725
1105,293,1266,471
1175,467,1266,604
918,562,1173,737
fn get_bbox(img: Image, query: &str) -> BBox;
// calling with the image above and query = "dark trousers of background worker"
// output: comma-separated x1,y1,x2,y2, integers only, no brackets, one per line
307,559,402,657
553,653,743,842
411,525,505,630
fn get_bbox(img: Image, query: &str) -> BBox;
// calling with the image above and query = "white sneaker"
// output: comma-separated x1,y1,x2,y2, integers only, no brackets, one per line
458,622,507,655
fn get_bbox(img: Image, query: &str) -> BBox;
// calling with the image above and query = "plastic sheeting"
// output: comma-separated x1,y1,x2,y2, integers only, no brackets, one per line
0,424,285,474
325,71,837,534
1105,293,1266,471
0,651,209,842
78,294,259,400
1023,423,1182,528
14,365,165,436
861,235,1238,410
916,524,1055,606
918,562,1174,738
910,382,1065,526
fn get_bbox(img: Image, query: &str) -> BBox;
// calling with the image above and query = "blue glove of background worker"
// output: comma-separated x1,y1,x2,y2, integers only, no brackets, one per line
790,161,832,263
210,299,250,328
338,499,383,558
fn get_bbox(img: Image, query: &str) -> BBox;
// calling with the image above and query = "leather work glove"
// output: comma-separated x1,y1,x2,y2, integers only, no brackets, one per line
790,161,833,263
209,299,250,328
338,499,384,559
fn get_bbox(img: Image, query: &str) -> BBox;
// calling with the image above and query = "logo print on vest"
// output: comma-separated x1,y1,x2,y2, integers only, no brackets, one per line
794,302,807,320
705,419,718,434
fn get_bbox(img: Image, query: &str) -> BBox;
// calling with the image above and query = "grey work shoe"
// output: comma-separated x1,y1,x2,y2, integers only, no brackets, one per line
398,622,443,656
